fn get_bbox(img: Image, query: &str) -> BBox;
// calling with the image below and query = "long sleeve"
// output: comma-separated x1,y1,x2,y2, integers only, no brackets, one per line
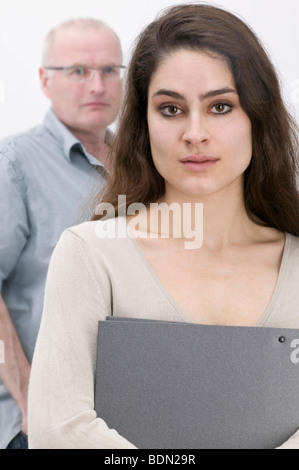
28,229,136,449
28,224,299,449
0,152,29,291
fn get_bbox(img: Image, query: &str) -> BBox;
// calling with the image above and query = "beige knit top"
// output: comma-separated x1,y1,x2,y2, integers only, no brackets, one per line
28,218,299,449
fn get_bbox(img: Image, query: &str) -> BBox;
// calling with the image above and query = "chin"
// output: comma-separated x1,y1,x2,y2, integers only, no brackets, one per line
181,184,215,199
91,115,115,127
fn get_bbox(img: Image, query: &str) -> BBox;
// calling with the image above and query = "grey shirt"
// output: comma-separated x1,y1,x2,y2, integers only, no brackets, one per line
0,109,107,448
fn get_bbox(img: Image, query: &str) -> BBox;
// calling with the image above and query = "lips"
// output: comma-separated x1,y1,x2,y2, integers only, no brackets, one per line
84,101,109,107
180,154,219,171
181,154,218,163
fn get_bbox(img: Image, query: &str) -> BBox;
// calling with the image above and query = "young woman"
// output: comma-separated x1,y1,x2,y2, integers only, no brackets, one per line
28,4,299,448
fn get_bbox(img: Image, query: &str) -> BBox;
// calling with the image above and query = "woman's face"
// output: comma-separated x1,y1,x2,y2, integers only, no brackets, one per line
147,49,252,203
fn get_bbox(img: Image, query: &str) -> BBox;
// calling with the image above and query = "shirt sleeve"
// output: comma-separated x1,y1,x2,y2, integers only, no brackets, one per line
0,151,29,291
27,229,137,449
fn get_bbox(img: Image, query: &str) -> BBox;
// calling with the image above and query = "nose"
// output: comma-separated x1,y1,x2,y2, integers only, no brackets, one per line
89,70,105,93
182,113,209,146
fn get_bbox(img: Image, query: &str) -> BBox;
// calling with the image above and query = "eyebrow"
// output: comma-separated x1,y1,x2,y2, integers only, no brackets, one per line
152,87,237,101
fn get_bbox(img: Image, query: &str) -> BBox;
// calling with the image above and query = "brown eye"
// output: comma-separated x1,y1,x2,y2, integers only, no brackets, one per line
160,105,182,117
215,104,226,112
211,102,232,115
168,106,179,114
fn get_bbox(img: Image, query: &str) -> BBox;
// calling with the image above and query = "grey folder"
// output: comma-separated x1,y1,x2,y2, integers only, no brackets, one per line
94,318,299,449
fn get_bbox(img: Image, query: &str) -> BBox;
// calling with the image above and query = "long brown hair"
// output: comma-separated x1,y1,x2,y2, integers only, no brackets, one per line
92,3,299,236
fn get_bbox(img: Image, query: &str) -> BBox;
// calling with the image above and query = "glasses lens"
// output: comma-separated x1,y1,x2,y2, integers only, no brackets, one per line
100,66,125,81
66,66,93,82
64,66,126,82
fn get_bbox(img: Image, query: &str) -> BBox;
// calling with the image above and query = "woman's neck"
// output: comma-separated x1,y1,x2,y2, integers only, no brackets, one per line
157,184,257,249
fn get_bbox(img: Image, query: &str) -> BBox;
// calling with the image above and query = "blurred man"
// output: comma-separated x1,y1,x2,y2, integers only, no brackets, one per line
0,18,124,449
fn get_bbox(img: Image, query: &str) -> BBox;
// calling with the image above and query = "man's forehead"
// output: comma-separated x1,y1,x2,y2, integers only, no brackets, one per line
50,26,121,62
53,26,117,47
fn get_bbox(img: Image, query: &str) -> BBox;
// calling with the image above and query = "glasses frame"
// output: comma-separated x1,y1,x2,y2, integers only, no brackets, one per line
44,65,126,82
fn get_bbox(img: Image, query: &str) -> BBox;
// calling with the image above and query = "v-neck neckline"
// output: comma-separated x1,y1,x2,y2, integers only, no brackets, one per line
120,217,289,327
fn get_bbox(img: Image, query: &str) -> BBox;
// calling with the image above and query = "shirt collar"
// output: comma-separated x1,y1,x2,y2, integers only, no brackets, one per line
43,108,108,168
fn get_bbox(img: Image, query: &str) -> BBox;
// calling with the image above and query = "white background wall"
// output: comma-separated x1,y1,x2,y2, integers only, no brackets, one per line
0,0,298,138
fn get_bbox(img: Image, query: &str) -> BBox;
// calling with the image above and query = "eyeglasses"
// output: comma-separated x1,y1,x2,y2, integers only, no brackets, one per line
44,65,126,83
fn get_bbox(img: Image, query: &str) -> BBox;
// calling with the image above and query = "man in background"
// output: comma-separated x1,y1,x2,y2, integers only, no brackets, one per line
0,18,124,449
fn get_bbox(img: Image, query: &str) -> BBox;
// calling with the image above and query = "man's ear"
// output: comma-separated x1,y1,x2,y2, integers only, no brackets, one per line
39,67,51,99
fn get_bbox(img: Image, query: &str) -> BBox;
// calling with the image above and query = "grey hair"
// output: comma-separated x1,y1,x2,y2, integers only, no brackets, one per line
41,18,121,65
